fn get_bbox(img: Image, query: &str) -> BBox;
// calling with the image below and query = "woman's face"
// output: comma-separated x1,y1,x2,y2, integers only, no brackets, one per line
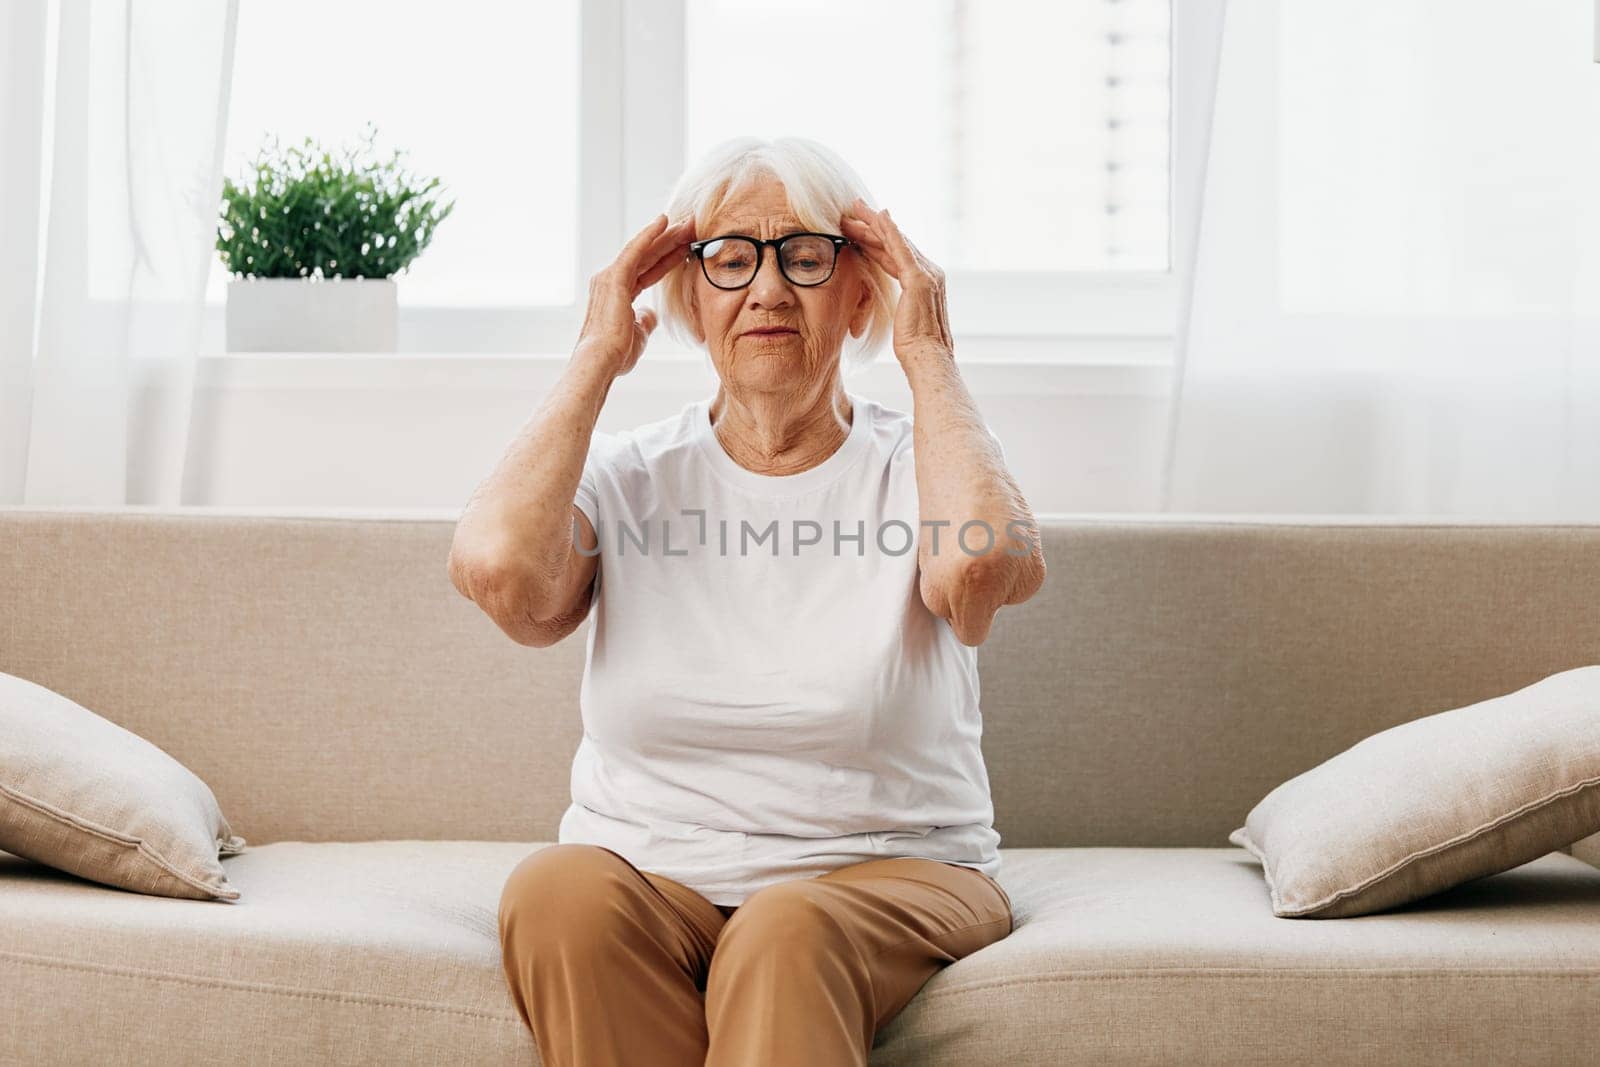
688,176,872,397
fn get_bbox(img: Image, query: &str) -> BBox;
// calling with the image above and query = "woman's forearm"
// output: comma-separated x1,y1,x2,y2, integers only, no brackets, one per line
449,343,617,603
900,345,1045,636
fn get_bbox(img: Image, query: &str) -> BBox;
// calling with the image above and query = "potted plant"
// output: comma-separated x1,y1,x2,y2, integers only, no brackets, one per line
216,122,455,352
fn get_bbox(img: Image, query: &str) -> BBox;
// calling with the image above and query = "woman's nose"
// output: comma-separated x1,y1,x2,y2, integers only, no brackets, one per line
748,246,792,300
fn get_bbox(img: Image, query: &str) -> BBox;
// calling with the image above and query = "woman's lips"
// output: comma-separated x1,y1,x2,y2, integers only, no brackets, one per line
743,328,798,337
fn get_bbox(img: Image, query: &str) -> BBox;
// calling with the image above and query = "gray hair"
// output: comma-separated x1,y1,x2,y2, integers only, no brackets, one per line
651,136,898,375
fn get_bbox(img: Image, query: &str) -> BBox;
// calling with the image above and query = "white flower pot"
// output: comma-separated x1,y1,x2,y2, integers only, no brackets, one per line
226,277,398,352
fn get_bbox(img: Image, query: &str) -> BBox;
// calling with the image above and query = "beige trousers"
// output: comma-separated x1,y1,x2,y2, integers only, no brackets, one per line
498,842,1015,1066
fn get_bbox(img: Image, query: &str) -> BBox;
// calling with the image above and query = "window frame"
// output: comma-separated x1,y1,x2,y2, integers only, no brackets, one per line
198,0,1217,361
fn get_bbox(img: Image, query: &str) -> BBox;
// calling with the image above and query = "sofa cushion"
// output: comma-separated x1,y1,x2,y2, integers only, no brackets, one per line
0,841,534,1065
877,847,1600,1064
0,671,247,901
3,842,1598,1065
1229,664,1600,918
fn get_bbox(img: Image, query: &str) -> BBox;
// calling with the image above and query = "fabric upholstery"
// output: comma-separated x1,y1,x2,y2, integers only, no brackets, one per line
3,508,1600,1063
0,841,530,1065
3,841,1600,1065
0,670,246,901
1569,832,1600,868
1230,665,1600,917
2,509,1597,853
878,846,1600,1065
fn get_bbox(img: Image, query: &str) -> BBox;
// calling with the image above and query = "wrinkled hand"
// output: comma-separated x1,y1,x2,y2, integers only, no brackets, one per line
840,197,954,360
576,213,697,377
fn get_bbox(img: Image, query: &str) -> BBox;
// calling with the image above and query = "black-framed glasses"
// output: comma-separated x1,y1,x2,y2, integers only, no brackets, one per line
687,232,850,290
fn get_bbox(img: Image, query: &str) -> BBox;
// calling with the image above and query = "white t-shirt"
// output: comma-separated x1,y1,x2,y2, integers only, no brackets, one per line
556,389,1004,907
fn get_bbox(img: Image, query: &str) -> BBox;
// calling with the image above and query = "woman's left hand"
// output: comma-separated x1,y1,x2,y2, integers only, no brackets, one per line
841,197,954,361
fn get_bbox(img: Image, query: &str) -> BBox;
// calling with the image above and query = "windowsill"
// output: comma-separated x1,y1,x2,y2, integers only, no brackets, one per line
196,274,1181,354
193,348,1177,396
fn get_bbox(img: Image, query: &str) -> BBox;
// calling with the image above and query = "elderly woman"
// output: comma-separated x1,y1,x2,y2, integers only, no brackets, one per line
449,136,1045,1067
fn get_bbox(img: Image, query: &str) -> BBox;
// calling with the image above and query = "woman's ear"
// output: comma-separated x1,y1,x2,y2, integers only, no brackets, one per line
686,281,707,344
847,274,873,340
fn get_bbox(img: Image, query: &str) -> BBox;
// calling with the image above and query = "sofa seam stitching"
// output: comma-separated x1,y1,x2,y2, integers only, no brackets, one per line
0,949,521,1024
914,968,1600,1000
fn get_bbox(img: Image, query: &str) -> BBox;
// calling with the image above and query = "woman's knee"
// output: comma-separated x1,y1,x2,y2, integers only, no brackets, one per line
498,843,634,944
714,881,856,961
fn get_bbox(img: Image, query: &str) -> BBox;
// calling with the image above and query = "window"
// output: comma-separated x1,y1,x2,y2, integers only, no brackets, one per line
207,0,579,308
211,0,1180,356
686,0,1170,273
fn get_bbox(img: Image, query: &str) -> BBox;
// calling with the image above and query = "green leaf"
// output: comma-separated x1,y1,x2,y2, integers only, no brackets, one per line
212,124,454,279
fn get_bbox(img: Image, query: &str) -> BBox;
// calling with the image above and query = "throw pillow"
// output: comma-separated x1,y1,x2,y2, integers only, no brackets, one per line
1230,664,1600,918
0,671,247,901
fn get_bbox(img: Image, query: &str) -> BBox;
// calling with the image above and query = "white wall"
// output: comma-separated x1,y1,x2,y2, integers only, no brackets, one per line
166,345,1175,515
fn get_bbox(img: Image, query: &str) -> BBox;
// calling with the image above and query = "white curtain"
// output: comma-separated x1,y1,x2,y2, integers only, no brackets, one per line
0,0,237,506
1163,1,1600,518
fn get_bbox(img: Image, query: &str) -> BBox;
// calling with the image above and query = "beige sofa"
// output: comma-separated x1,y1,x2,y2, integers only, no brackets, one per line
3,506,1600,1065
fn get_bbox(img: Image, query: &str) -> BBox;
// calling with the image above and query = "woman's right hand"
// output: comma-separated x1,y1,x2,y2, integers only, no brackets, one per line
576,213,697,378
